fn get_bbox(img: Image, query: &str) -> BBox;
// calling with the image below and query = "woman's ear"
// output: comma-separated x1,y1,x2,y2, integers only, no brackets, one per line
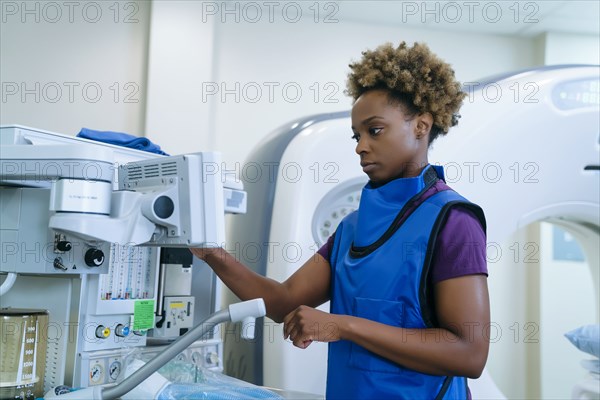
415,113,433,139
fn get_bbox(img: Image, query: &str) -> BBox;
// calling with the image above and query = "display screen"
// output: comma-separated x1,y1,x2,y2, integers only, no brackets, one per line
552,78,600,110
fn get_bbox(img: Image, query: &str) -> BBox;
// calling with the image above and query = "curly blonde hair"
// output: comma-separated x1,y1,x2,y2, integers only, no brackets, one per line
346,42,466,144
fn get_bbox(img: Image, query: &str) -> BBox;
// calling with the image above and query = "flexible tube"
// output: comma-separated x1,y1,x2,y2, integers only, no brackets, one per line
102,309,230,400
0,273,17,296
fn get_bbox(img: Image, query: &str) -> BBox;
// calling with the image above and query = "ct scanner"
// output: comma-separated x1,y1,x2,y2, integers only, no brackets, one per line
222,65,600,398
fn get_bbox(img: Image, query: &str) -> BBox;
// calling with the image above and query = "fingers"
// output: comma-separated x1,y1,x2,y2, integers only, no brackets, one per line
282,307,298,340
189,247,207,260
189,247,219,261
283,306,316,349
282,307,300,344
297,339,314,349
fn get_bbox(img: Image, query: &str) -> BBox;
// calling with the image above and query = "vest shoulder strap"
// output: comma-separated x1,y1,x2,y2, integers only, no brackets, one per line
419,190,487,328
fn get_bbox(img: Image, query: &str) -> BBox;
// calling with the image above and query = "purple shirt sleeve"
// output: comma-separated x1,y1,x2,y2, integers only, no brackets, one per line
431,206,488,284
317,234,334,261
316,205,488,284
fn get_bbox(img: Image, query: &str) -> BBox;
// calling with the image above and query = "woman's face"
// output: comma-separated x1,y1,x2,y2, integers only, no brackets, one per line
351,90,430,185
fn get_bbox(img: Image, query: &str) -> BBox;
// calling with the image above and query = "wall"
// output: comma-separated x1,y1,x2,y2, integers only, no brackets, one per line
0,1,151,136
141,2,541,160
208,17,538,169
4,2,597,157
2,2,597,155
542,32,600,65
143,1,216,153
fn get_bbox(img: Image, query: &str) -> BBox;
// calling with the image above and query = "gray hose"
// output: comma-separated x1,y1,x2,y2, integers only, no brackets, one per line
102,309,230,400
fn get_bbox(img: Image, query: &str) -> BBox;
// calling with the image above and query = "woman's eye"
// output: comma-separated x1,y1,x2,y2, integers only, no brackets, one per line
351,133,360,142
369,127,383,136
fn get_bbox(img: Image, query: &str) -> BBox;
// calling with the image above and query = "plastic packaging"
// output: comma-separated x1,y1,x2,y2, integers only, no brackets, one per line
156,362,282,400
122,352,282,400
157,381,283,400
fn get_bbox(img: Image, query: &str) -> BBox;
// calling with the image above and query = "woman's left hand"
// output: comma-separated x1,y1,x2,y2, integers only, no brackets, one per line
282,306,343,349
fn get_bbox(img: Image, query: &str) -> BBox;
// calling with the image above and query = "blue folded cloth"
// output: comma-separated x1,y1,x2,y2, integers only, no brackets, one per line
77,128,169,155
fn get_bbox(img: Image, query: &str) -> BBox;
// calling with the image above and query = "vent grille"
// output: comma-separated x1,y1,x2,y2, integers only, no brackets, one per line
126,165,143,180
143,164,160,178
161,161,178,176
125,161,179,180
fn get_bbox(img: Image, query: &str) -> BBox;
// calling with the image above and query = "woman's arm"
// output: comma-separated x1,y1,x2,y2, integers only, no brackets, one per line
191,248,331,323
283,274,490,378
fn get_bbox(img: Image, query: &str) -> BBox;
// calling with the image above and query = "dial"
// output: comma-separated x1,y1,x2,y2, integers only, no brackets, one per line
191,351,202,365
109,360,121,381
89,363,104,385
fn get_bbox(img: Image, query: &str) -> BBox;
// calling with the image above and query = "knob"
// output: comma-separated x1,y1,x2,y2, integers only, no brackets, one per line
95,325,110,339
115,324,130,337
56,241,72,252
85,249,105,267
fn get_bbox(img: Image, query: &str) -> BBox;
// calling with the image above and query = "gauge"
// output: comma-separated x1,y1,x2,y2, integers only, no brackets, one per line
109,360,121,381
89,363,104,385
191,351,202,365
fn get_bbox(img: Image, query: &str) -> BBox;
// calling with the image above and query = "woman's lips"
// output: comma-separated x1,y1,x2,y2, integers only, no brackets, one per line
361,163,376,173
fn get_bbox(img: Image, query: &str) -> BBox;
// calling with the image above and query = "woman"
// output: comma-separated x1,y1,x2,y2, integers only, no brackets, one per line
192,41,489,399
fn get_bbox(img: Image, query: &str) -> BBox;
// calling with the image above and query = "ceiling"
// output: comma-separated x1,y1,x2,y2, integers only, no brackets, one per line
330,1,600,37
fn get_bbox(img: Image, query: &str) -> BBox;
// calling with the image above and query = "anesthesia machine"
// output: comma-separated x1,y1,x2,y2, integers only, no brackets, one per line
0,125,252,399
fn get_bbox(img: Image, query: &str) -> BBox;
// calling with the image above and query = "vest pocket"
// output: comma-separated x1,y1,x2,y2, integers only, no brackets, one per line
349,297,406,373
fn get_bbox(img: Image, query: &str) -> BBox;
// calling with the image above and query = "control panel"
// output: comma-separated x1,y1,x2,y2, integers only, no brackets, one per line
0,187,110,274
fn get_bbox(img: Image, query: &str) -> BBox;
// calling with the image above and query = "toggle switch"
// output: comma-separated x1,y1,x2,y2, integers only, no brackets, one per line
53,257,68,271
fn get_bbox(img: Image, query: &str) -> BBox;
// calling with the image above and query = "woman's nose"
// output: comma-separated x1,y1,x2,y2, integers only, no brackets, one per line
355,135,369,154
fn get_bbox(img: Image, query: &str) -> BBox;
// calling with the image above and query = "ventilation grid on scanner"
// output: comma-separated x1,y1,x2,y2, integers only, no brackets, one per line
125,161,179,180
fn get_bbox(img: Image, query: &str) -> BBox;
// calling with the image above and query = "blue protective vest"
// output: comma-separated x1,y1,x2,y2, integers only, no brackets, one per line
327,165,486,400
